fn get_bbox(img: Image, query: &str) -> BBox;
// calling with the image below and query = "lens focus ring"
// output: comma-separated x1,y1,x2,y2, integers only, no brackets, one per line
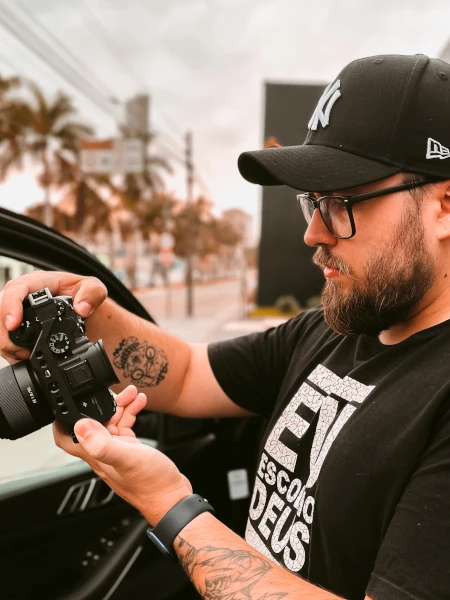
0,365,38,439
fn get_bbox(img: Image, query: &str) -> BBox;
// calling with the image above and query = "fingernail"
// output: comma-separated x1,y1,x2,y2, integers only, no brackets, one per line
78,302,93,317
76,420,93,440
5,315,15,330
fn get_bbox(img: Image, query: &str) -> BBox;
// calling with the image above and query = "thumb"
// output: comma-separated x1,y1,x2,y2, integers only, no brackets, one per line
74,419,127,467
72,277,108,318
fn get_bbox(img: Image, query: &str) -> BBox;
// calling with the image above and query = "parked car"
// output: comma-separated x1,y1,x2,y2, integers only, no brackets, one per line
0,207,266,600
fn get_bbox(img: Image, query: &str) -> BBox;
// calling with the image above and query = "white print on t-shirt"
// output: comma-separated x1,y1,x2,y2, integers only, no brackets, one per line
246,364,375,573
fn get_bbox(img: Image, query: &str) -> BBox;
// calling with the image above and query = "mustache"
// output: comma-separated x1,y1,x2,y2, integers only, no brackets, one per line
313,248,354,277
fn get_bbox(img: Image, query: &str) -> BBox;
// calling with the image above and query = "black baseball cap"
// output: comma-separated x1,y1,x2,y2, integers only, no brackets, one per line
238,54,450,192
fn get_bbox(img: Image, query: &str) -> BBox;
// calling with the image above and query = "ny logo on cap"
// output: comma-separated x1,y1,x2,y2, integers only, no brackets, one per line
308,80,341,131
426,137,450,160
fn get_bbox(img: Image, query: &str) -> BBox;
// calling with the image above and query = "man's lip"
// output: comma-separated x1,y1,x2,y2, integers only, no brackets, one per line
324,266,342,278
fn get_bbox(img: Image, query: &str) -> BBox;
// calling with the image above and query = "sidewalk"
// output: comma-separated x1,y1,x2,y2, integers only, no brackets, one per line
132,275,240,297
155,309,289,344
133,278,290,344
155,300,241,343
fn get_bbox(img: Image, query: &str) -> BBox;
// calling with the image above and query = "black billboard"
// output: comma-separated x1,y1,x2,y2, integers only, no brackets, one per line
257,82,327,308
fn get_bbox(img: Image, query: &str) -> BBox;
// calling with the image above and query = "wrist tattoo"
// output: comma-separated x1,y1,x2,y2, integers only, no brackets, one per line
113,336,168,388
177,538,286,600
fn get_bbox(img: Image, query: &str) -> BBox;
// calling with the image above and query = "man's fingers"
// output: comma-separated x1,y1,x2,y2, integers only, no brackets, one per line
114,386,139,408
53,421,84,457
1,272,108,331
1,272,61,330
109,389,147,428
117,391,147,417
74,419,139,469
71,277,108,318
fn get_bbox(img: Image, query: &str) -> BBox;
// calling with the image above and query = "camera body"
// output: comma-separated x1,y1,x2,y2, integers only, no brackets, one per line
2,288,118,440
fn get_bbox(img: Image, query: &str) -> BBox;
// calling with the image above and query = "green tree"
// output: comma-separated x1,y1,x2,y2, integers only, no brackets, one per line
0,73,30,180
26,152,115,267
0,79,94,228
25,84,94,228
174,196,241,258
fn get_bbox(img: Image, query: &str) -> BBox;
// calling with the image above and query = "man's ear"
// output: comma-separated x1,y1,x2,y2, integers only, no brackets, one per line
435,181,450,241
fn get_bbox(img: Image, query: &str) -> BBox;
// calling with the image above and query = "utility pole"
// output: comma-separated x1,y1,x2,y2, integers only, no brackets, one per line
185,130,194,317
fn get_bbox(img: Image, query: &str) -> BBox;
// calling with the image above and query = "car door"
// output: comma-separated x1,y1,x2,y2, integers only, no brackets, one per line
0,208,263,600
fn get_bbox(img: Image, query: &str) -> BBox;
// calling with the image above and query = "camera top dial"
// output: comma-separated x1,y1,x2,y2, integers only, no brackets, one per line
49,332,71,354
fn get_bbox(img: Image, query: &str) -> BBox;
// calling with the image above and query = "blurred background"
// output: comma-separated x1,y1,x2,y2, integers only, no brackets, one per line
0,0,449,346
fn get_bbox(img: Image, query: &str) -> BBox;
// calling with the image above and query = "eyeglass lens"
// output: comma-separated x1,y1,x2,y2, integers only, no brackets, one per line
299,196,352,238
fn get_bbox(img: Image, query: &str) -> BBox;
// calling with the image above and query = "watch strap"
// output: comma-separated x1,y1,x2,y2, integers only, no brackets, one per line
147,494,214,558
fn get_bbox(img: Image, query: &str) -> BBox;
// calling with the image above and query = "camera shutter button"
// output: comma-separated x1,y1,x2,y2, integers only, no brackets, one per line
17,323,35,344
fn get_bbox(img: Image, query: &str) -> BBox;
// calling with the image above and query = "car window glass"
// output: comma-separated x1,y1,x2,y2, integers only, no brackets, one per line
0,258,83,485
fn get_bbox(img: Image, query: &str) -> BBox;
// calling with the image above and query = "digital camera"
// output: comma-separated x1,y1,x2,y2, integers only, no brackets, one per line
0,288,118,440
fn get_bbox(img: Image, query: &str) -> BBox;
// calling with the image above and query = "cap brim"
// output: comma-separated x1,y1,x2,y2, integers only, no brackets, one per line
238,144,401,192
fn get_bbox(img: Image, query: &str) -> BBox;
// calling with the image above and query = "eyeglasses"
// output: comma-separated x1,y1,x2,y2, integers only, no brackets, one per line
296,180,436,239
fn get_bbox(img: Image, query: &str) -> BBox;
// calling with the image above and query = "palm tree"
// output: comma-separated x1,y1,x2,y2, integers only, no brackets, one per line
26,152,114,255
25,85,94,228
0,80,94,228
0,73,30,180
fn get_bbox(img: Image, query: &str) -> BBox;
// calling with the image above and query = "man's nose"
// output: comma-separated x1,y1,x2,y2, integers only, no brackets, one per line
304,209,338,247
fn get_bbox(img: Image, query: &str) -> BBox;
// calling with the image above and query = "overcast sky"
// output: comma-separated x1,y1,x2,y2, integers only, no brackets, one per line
0,0,449,237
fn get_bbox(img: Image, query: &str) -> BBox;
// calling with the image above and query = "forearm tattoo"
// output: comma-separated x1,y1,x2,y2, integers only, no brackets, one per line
112,336,168,388
177,537,287,600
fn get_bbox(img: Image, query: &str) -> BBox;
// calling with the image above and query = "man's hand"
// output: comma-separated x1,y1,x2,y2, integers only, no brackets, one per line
0,271,108,362
53,385,192,524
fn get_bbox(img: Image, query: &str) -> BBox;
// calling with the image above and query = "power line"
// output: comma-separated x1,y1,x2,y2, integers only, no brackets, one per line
78,0,192,151
79,0,217,193
0,43,114,132
154,134,185,161
153,138,214,200
14,0,122,105
0,0,119,124
0,31,114,130
80,0,147,93
1,0,217,198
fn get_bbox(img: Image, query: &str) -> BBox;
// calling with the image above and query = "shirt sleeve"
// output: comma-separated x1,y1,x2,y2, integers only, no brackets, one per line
366,399,450,600
207,309,322,419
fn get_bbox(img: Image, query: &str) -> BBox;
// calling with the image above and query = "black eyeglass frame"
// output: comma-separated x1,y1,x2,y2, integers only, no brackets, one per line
296,180,439,239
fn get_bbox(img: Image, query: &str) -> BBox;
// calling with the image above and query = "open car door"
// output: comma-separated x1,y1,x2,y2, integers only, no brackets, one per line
0,209,261,600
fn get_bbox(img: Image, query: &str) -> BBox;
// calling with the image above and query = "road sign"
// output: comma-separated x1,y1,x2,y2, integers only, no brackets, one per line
80,138,144,175
158,250,175,268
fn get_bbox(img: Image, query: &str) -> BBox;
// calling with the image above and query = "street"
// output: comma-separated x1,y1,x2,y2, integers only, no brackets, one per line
135,277,246,343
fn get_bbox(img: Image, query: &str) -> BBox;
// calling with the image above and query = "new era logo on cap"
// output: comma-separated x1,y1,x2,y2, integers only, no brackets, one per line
426,137,450,160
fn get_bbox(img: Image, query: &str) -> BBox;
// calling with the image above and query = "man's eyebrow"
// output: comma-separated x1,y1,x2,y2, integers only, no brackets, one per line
323,188,366,197
309,188,366,199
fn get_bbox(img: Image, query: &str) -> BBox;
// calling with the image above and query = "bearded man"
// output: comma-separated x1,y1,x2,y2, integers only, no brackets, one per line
2,54,450,600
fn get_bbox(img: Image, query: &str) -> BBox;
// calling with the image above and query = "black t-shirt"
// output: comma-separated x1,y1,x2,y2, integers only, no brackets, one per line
208,308,450,600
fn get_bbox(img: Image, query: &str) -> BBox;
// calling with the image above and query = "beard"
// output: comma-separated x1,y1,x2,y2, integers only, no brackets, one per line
314,206,437,337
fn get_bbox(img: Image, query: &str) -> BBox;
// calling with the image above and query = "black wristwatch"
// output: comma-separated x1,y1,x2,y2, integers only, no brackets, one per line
146,494,214,559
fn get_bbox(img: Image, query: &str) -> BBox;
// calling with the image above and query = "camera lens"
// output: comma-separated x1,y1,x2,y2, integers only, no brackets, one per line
0,362,53,440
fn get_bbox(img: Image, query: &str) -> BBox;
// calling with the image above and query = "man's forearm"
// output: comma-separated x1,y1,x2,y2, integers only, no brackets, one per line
85,297,191,412
172,512,344,600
